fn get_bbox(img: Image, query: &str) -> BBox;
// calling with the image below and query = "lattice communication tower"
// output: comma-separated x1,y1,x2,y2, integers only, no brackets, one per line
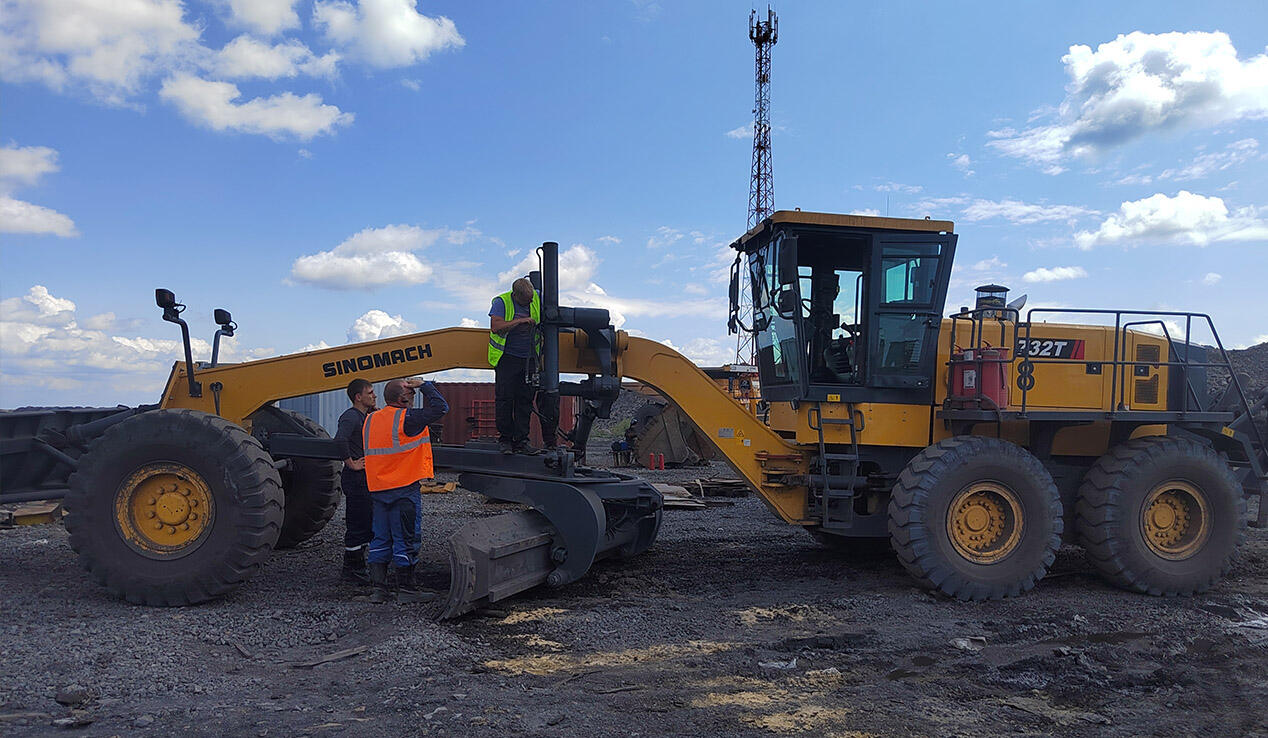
737,7,778,365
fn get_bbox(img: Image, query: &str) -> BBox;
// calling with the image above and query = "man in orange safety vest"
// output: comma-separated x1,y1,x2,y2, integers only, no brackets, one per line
362,377,448,603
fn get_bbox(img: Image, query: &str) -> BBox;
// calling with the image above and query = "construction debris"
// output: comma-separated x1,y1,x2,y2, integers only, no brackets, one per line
0,502,64,528
420,481,457,495
652,484,707,510
693,478,750,498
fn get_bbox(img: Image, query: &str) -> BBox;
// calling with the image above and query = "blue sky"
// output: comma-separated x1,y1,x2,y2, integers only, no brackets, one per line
3,1,1268,408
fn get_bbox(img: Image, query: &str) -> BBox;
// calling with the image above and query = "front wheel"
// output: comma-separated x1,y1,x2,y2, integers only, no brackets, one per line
1076,436,1246,596
888,436,1063,600
64,409,284,606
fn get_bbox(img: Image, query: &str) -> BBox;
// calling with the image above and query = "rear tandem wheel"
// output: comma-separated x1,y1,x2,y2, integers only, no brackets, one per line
64,409,284,606
1076,436,1246,596
255,408,342,549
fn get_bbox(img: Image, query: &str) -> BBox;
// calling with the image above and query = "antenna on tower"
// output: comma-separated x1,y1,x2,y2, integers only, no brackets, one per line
737,6,778,366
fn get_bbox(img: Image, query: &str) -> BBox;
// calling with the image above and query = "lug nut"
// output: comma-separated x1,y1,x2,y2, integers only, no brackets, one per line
191,500,199,507
190,513,198,521
154,522,163,530
148,497,156,505
181,488,191,497
146,511,156,519
168,526,177,534
182,523,190,531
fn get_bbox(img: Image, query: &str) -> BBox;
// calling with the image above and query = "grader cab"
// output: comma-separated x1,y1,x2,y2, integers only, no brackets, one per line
728,211,1266,597
2,211,1264,612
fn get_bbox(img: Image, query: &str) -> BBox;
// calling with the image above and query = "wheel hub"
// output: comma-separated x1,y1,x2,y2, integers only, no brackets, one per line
115,463,215,559
1141,482,1208,560
947,483,1023,564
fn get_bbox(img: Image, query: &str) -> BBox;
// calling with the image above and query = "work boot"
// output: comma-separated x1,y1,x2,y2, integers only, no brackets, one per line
368,562,390,604
392,565,437,604
513,441,540,455
341,546,369,585
499,441,515,455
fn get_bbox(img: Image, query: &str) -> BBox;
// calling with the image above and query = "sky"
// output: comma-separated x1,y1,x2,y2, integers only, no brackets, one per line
3,0,1268,408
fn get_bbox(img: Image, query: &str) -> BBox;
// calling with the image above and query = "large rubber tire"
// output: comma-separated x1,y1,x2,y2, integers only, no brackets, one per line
64,409,283,606
1076,436,1246,596
888,436,1063,600
268,410,341,549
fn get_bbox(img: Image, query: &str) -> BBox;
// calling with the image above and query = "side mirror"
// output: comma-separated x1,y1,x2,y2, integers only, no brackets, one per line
214,308,233,327
155,288,176,309
776,235,798,286
728,268,740,309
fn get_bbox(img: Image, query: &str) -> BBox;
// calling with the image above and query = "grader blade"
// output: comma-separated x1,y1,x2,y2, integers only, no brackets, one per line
442,510,558,619
437,462,664,619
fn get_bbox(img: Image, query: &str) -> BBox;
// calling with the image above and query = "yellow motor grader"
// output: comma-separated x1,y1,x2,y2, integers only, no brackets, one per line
3,212,1264,614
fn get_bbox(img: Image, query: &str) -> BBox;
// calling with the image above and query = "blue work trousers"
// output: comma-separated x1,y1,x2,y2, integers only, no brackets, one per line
368,488,421,568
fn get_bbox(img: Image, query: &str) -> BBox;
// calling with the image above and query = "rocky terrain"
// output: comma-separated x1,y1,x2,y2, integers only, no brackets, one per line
2,459,1265,737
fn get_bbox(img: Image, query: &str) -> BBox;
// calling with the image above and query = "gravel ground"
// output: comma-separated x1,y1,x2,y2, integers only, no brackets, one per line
2,461,1265,737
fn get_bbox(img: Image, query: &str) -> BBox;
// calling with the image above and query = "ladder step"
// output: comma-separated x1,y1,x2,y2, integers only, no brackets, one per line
812,475,866,490
820,417,855,426
823,452,858,461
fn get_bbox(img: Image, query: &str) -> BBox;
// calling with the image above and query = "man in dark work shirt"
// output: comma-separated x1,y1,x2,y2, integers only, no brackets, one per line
334,378,376,583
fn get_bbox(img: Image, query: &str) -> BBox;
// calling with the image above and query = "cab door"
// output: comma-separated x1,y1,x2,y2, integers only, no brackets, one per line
867,234,955,399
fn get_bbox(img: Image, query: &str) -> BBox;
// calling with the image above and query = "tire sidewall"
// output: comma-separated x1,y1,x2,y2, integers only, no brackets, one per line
921,444,1060,588
1101,443,1241,590
67,410,280,598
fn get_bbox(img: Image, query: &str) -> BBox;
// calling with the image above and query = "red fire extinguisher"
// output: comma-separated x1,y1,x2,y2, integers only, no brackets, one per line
950,346,1010,409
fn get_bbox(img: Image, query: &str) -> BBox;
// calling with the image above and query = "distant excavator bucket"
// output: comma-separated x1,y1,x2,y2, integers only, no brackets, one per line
633,402,717,468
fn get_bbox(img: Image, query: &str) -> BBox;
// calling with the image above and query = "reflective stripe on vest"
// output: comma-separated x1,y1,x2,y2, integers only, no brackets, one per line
362,407,433,492
488,290,542,367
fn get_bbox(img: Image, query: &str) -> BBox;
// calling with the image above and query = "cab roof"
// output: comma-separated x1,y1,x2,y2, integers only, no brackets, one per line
733,210,956,250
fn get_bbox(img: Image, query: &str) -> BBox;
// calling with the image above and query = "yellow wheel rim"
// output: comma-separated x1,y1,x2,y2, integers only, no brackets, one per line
946,482,1024,564
114,463,215,559
1141,481,1209,560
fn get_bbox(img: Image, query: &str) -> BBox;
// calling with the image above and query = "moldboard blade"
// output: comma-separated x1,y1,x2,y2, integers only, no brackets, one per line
441,510,556,619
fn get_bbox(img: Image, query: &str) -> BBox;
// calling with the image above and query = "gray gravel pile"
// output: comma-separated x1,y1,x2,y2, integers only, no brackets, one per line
588,388,656,440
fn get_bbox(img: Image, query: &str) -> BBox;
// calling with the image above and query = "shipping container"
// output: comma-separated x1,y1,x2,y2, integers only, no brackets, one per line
432,382,576,448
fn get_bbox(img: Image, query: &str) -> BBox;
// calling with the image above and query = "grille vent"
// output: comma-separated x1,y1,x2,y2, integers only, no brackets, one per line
1136,344,1161,363
1135,375,1160,405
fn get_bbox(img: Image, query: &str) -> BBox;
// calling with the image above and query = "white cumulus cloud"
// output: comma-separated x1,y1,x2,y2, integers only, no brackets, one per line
498,244,599,290
0,285,270,406
0,0,201,103
290,224,478,290
215,35,340,80
988,32,1268,173
0,195,79,237
0,145,60,188
0,144,78,237
160,74,354,139
1202,272,1222,286
314,0,464,69
1022,266,1088,283
347,310,417,342
224,0,301,35
1074,191,1268,249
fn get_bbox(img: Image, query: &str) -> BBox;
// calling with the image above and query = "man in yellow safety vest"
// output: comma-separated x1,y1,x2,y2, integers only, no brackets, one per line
488,277,559,454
